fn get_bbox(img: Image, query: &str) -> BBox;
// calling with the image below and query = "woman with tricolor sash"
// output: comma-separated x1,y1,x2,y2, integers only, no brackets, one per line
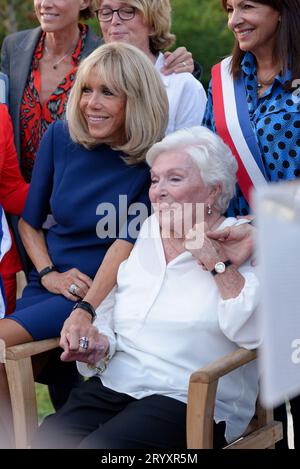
203,0,300,449
203,0,300,218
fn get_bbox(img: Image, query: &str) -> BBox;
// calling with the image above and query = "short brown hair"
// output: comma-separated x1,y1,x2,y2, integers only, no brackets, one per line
221,0,300,86
95,0,175,54
80,1,95,20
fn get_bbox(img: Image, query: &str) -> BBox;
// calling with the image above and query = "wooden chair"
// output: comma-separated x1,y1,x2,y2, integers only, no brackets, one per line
5,341,283,449
187,348,283,448
4,338,60,449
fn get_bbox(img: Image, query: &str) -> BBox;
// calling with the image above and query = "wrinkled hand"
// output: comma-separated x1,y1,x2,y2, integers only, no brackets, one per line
162,47,194,75
41,268,93,301
184,222,226,270
60,309,109,365
207,221,255,268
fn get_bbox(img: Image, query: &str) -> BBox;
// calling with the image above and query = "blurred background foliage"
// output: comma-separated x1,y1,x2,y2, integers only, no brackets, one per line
0,0,233,89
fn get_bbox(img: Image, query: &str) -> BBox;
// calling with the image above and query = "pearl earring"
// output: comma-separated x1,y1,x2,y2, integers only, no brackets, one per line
207,205,212,216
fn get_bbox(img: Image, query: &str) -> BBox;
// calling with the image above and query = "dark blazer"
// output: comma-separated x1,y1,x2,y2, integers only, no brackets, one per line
0,26,102,162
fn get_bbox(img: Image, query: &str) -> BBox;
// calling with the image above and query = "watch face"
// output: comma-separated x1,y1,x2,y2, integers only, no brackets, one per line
215,261,226,274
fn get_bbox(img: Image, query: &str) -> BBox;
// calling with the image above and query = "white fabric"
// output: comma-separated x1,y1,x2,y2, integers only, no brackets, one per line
78,215,260,443
0,208,11,318
220,57,267,189
155,53,207,135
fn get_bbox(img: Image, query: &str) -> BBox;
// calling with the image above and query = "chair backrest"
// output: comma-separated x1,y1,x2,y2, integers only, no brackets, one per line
0,72,9,104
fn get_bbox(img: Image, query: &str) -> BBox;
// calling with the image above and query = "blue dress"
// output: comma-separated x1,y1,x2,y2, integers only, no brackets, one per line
8,121,151,339
203,51,300,216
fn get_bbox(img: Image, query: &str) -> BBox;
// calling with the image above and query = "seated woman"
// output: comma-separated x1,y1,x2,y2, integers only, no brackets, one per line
60,0,209,360
0,42,168,447
34,126,260,449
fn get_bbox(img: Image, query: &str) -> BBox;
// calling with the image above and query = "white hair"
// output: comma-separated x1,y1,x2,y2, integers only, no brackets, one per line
146,126,238,214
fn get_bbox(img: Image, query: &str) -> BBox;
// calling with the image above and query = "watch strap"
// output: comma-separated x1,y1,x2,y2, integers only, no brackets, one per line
38,265,57,282
73,300,96,321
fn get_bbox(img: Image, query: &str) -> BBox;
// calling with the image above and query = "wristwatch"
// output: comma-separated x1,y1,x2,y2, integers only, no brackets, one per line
72,300,96,321
210,260,232,276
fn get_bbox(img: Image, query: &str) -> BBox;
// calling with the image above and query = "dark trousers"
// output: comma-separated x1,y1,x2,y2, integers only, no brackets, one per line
35,348,83,411
275,395,300,449
33,377,226,449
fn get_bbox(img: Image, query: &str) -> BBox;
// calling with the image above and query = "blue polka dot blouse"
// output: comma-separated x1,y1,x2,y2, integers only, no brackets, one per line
203,51,300,216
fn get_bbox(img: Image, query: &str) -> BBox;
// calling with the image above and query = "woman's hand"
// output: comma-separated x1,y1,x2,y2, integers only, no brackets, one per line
41,268,93,300
184,222,227,271
60,317,109,365
162,47,194,75
206,221,255,268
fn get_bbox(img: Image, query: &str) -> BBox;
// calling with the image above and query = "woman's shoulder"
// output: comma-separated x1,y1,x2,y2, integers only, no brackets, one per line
2,27,41,48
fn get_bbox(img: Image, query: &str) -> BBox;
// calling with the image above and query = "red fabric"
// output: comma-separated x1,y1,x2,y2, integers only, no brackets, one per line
20,24,88,182
0,104,29,302
211,63,252,205
1,270,17,315
0,105,29,214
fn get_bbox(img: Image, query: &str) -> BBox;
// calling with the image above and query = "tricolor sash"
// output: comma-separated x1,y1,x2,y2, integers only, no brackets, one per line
0,205,11,318
212,57,268,205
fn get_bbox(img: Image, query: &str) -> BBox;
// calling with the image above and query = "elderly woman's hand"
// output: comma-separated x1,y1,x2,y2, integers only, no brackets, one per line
60,318,109,365
162,47,194,75
41,268,93,301
206,220,255,268
184,222,227,271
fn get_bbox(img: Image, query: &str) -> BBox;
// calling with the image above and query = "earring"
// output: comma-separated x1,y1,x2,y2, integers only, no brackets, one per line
207,205,212,216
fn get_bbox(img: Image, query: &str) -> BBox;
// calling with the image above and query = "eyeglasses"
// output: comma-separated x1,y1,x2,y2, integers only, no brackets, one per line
95,7,136,22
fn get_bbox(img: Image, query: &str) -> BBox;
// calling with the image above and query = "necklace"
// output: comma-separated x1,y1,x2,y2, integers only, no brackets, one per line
257,79,275,89
44,44,74,70
257,72,279,91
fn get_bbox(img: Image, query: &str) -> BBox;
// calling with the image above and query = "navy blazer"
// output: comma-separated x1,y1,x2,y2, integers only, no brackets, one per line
0,26,102,162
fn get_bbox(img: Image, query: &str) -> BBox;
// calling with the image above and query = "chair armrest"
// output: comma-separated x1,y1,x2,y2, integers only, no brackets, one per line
187,348,257,449
190,348,257,384
6,338,60,360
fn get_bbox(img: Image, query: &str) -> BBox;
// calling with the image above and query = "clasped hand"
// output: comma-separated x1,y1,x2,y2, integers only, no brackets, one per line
60,310,109,365
41,268,93,301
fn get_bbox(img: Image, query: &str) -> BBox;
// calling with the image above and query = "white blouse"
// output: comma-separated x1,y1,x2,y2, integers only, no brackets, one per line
155,53,207,135
78,214,260,443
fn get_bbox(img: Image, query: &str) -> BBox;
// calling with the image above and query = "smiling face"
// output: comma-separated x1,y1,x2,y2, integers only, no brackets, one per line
79,67,126,146
225,0,280,57
34,0,89,32
97,0,153,58
149,150,214,233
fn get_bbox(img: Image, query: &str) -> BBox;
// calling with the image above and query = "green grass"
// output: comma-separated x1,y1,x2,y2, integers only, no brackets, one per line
35,383,54,423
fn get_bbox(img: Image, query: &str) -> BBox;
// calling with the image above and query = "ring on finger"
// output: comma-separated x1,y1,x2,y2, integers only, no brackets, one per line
79,336,89,350
181,61,187,67
68,283,79,296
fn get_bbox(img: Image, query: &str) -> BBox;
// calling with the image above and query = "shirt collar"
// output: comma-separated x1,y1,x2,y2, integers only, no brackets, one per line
241,51,291,86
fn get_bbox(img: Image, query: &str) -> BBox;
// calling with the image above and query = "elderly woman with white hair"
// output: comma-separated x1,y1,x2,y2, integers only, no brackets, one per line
34,126,260,449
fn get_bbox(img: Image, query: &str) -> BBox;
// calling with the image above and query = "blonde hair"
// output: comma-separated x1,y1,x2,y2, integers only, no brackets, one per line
66,42,168,164
96,0,175,54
